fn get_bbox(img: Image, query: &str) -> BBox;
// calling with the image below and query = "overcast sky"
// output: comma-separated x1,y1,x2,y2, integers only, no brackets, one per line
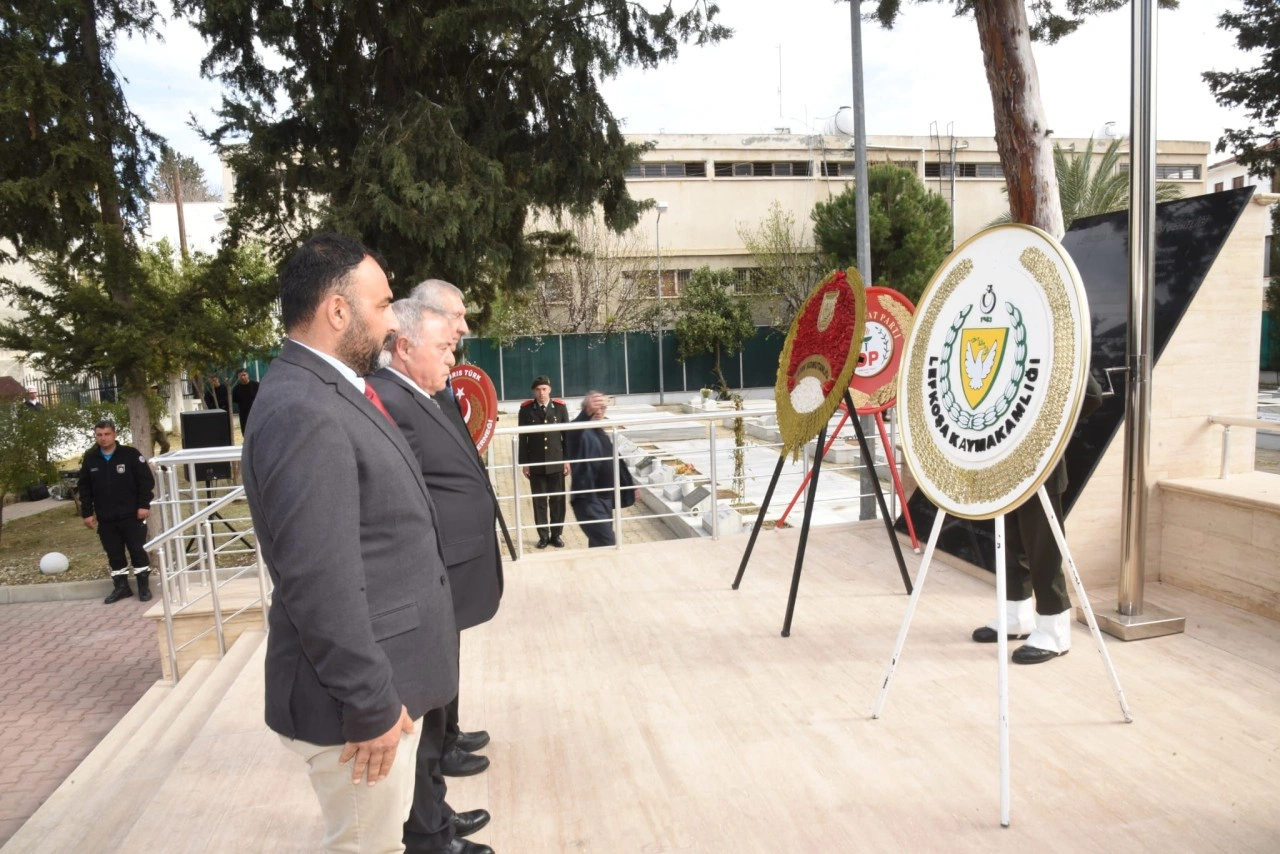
117,1,1256,196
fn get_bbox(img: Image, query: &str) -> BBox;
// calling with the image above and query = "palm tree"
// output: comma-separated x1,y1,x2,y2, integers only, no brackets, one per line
992,137,1185,231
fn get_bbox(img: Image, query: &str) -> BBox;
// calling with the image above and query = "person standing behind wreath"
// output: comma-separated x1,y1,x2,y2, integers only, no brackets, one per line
518,375,569,549
565,391,635,548
971,372,1104,664
231,368,260,433
78,420,155,604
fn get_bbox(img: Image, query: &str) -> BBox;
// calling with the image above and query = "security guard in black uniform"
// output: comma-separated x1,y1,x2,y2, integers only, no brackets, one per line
78,420,156,603
518,375,569,548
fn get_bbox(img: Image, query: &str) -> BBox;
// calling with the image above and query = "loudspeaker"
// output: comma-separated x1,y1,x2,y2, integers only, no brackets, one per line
180,410,233,481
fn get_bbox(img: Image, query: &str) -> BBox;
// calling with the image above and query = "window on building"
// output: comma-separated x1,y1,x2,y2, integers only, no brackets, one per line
1118,163,1203,180
713,160,812,178
1214,181,1225,192
623,268,692,298
1266,235,1274,279
1233,175,1246,189
923,162,1003,179
539,275,568,304
820,161,856,178
623,161,707,179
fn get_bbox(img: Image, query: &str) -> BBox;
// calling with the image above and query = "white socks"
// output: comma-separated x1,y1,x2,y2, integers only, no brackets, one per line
986,598,1035,636
1023,609,1073,654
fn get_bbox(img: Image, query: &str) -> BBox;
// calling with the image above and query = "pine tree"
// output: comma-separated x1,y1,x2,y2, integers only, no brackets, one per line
0,1,277,453
811,164,952,304
149,148,220,203
1204,0,1280,178
175,0,730,322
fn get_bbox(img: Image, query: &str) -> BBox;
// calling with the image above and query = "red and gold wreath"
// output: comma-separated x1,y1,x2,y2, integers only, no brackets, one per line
774,268,867,460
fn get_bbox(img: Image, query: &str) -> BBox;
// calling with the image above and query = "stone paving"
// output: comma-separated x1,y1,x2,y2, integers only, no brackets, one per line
0,599,159,846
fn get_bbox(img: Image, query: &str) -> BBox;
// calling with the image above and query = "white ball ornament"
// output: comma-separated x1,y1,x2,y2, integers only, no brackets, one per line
39,552,70,575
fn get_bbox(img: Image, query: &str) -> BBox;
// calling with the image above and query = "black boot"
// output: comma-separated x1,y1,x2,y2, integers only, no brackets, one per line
103,574,133,604
136,570,152,602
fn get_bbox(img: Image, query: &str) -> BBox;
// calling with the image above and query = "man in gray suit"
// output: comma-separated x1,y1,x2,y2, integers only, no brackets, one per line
371,298,502,854
243,233,459,853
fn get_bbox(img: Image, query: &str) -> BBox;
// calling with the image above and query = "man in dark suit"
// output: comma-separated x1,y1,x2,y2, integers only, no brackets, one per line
371,298,500,854
242,233,460,853
407,279,498,778
518,376,569,548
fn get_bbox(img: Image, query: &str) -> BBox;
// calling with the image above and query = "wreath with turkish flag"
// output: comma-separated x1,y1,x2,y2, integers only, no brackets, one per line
774,268,867,460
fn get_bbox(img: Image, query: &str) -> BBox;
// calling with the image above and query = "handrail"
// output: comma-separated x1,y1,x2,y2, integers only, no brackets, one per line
144,485,246,551
1208,414,1280,431
1207,414,1280,478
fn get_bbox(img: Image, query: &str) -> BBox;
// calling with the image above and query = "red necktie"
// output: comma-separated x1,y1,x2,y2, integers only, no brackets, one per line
363,382,395,424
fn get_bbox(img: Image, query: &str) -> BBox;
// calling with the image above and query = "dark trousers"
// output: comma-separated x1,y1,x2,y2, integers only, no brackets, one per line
572,496,617,548
443,628,462,749
529,469,565,537
403,705,454,854
97,517,149,574
1004,487,1071,614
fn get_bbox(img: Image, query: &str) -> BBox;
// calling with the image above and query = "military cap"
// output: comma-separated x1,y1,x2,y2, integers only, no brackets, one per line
531,375,552,389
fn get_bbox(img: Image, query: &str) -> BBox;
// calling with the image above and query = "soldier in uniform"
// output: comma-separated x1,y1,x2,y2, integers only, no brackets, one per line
518,375,569,549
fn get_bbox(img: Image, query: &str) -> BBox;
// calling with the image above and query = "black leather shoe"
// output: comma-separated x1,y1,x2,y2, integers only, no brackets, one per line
455,730,490,752
453,808,491,838
1012,644,1068,665
535,536,548,550
447,837,494,854
440,745,490,777
972,626,1030,643
549,534,564,548
103,582,133,604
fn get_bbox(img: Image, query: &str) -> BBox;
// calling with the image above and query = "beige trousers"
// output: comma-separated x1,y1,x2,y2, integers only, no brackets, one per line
280,719,424,853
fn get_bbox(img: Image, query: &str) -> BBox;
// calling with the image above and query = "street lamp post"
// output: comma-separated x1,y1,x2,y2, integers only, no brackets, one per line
655,201,668,405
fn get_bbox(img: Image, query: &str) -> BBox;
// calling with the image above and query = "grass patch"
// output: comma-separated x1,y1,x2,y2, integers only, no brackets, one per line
1,502,113,585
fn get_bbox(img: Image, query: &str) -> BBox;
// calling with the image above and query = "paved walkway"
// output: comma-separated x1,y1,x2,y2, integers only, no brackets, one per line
0,600,159,846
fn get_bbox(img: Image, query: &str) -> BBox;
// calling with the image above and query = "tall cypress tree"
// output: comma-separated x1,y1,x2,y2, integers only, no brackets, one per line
0,0,164,445
175,0,729,320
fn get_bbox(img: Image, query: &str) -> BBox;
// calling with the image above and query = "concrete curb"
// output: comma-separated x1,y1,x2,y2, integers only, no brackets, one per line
0,578,114,604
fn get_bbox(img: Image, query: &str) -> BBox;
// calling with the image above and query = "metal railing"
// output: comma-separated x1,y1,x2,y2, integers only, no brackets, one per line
145,446,266,684
488,404,905,558
1208,414,1280,478
140,405,912,679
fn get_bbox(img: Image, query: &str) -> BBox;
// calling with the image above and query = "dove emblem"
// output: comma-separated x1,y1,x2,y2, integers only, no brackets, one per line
964,339,998,390
958,327,1009,409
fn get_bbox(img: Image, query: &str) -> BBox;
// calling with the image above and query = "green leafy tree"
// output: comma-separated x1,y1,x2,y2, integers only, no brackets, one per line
148,147,220,204
0,2,276,456
175,0,730,321
674,267,755,398
737,201,820,326
811,164,952,304
0,402,110,539
0,0,163,448
991,137,1184,231
1204,0,1280,178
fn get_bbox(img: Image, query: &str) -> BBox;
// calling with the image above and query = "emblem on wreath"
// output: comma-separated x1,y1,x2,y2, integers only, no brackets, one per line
936,291,1028,432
